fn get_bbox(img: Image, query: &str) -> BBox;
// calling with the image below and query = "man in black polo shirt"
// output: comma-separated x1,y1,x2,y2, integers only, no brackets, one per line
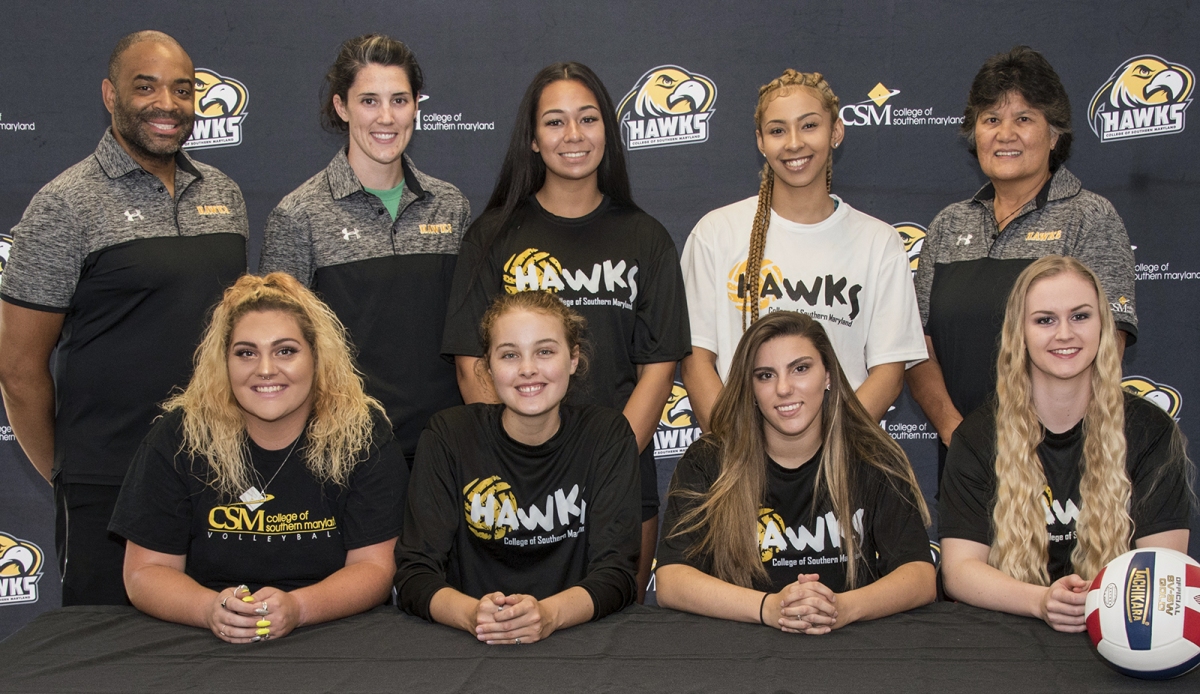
0,31,247,605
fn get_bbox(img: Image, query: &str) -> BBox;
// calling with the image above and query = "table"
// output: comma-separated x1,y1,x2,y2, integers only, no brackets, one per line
1,602,1195,692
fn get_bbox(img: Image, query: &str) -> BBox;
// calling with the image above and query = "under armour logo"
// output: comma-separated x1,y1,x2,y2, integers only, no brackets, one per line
955,233,973,246
341,228,360,240
124,209,143,222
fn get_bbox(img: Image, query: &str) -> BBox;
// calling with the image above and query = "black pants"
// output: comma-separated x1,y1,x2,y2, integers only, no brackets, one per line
54,481,129,606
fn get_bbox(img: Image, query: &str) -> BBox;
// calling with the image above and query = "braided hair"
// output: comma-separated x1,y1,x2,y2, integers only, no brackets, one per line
743,70,841,331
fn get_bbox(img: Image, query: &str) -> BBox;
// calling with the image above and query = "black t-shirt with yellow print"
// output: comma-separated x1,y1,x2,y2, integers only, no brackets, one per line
657,439,933,593
394,403,641,621
110,409,406,592
940,393,1190,582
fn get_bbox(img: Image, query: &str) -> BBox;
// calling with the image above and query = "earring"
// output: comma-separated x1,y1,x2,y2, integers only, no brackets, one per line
832,141,840,149
825,384,831,391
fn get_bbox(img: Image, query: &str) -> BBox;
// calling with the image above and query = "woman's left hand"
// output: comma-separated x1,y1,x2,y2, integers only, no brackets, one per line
475,593,554,645
777,574,838,634
225,585,302,642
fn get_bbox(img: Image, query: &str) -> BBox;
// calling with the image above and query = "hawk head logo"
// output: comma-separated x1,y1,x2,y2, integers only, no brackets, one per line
660,383,695,428
194,69,249,118
1089,55,1194,124
1121,376,1183,420
0,532,44,578
892,223,927,274
618,66,716,119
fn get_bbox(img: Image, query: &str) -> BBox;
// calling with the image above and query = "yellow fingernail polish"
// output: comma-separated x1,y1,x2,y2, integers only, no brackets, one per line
256,619,270,627
256,627,270,636
242,596,255,602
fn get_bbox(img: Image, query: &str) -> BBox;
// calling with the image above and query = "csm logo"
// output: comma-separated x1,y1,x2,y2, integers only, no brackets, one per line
618,65,717,150
184,68,249,150
1089,55,1193,142
415,94,495,132
654,382,701,459
840,83,962,128
0,531,45,606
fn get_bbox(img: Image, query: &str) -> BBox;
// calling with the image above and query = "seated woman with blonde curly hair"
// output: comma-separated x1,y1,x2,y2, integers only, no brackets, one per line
110,272,406,643
940,255,1191,632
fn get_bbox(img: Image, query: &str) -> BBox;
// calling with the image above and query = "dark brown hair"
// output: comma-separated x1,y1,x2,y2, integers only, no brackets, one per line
668,311,928,590
962,46,1073,171
321,34,424,133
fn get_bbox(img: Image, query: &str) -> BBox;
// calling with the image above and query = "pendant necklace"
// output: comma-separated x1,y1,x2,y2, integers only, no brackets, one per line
239,434,302,511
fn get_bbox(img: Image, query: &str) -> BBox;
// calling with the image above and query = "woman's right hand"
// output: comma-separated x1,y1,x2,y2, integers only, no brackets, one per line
770,574,838,634
1038,574,1088,632
207,585,272,643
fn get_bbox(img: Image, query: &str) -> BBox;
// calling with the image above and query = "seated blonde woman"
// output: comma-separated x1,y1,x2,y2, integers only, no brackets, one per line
110,272,406,643
940,256,1191,632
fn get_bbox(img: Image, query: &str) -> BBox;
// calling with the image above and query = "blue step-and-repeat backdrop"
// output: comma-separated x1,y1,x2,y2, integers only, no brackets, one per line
1,1,1197,638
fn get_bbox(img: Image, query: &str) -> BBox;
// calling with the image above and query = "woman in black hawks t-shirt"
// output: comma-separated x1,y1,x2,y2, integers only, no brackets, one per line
656,312,934,633
442,62,689,600
398,291,640,644
110,273,405,643
939,256,1191,633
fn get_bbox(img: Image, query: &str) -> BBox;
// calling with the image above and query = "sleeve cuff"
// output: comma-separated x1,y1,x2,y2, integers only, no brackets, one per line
0,292,68,313
1116,320,1137,346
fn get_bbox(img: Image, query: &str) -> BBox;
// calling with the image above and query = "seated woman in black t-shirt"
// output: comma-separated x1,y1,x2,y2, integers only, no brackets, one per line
110,273,405,643
396,291,640,644
940,255,1191,632
655,311,935,633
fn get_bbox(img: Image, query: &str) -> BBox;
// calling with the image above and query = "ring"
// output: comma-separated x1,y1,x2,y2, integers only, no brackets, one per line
221,597,228,608
219,630,226,637
236,584,249,594
514,638,521,645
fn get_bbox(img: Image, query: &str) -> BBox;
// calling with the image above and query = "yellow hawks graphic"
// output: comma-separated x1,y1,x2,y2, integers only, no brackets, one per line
726,257,783,312
0,531,44,605
660,384,695,429
620,66,716,118
1089,55,1194,142
757,508,787,562
1121,376,1183,420
0,532,42,578
618,65,718,149
194,69,249,118
502,248,563,294
463,476,519,541
892,223,927,274
185,68,250,150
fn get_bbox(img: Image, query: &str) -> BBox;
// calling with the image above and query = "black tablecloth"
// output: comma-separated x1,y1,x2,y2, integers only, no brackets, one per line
1,602,1195,693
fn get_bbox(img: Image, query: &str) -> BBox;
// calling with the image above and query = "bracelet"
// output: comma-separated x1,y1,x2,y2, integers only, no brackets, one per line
759,592,769,626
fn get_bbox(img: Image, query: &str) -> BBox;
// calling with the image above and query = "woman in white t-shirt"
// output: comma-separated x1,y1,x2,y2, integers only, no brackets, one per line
680,70,927,428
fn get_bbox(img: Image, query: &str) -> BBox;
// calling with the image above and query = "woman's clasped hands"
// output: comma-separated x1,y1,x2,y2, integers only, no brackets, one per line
766,573,839,635
208,584,300,644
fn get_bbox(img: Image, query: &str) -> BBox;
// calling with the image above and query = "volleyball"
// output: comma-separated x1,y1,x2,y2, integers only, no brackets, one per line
1084,547,1200,679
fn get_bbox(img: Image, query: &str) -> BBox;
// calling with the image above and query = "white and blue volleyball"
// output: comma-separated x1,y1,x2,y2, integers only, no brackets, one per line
1085,547,1200,679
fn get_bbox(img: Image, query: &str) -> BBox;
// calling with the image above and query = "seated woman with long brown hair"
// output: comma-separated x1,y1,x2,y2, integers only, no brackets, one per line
110,273,405,643
940,255,1191,632
655,311,935,633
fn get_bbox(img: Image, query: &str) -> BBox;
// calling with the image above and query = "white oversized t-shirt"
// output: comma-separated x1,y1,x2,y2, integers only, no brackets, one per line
681,195,927,389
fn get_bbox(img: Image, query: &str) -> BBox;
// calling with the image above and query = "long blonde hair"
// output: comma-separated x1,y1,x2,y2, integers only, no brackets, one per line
668,312,929,590
165,272,385,500
990,256,1127,583
742,70,841,331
